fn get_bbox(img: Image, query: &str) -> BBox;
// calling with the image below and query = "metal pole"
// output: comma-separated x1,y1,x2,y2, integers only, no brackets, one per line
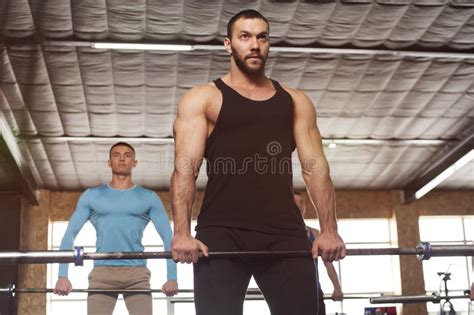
1,285,262,297
1,244,473,265
370,294,469,304
0,251,76,264
2,285,375,300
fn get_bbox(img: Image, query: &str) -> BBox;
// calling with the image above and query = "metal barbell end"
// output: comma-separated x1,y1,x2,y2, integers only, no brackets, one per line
370,293,470,304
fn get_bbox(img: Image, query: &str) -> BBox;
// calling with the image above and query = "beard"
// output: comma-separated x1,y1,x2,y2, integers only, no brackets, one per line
231,46,266,75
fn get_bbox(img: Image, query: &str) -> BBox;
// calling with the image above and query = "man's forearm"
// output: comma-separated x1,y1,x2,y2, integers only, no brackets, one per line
303,172,337,233
324,261,341,290
171,171,196,236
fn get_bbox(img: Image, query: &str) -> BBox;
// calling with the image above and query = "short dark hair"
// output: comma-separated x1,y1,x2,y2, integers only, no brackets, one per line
109,142,135,157
227,9,270,39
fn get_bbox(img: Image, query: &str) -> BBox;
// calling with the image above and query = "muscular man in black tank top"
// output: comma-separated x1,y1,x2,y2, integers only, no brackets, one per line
170,9,346,315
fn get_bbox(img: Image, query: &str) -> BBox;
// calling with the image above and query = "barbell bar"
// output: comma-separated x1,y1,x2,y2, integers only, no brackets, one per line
370,293,471,304
0,284,374,300
0,284,260,298
0,243,472,265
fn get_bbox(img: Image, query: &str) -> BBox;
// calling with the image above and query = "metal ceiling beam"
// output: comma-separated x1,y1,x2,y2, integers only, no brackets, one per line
0,113,38,205
403,131,474,204
31,41,474,59
32,136,447,146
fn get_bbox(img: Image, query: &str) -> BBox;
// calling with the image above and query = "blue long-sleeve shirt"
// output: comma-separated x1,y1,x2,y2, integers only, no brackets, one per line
58,184,177,281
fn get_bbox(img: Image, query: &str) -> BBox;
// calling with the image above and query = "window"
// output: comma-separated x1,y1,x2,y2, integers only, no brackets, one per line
419,216,473,315
305,218,401,315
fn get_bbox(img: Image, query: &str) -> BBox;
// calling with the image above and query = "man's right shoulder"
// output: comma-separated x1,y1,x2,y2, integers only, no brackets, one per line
81,184,106,197
181,83,220,103
177,83,220,114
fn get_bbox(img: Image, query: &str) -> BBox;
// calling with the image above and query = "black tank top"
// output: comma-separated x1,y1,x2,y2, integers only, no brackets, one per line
196,78,306,236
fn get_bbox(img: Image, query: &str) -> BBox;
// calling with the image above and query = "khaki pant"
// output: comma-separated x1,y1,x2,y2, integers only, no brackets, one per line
87,266,152,315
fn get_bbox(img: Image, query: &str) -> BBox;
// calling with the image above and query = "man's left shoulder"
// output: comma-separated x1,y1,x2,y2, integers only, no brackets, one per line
135,185,154,195
278,85,310,105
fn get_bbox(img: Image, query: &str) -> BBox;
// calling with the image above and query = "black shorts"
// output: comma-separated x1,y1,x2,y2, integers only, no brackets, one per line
194,226,323,315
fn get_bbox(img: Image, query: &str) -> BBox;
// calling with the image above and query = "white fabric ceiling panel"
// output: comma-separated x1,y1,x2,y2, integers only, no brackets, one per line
176,54,212,88
17,84,56,112
84,86,115,111
393,91,434,116
356,57,401,92
384,58,432,91
88,113,117,136
339,91,378,115
396,117,439,139
145,52,179,87
25,110,63,136
413,60,460,92
117,112,144,137
285,2,335,45
26,139,59,189
146,0,183,40
1,0,34,38
70,0,108,40
107,0,146,41
182,0,223,40
319,2,372,45
370,91,409,115
321,117,359,138
208,53,232,81
145,113,173,138
421,117,463,139
7,47,48,85
421,92,463,117
450,14,474,49
115,86,145,109
372,116,412,139
347,116,386,138
268,53,307,87
295,55,339,90
327,56,371,91
441,115,474,139
41,141,79,188
317,91,353,115
74,161,103,188
441,60,474,93
419,5,474,47
54,111,88,137
145,86,175,112
113,52,145,86
78,49,114,85
31,0,73,38
446,93,474,117
353,3,408,47
385,5,444,47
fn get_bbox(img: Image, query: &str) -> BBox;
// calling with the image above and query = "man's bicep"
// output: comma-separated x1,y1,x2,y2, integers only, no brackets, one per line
292,92,328,173
173,91,208,175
